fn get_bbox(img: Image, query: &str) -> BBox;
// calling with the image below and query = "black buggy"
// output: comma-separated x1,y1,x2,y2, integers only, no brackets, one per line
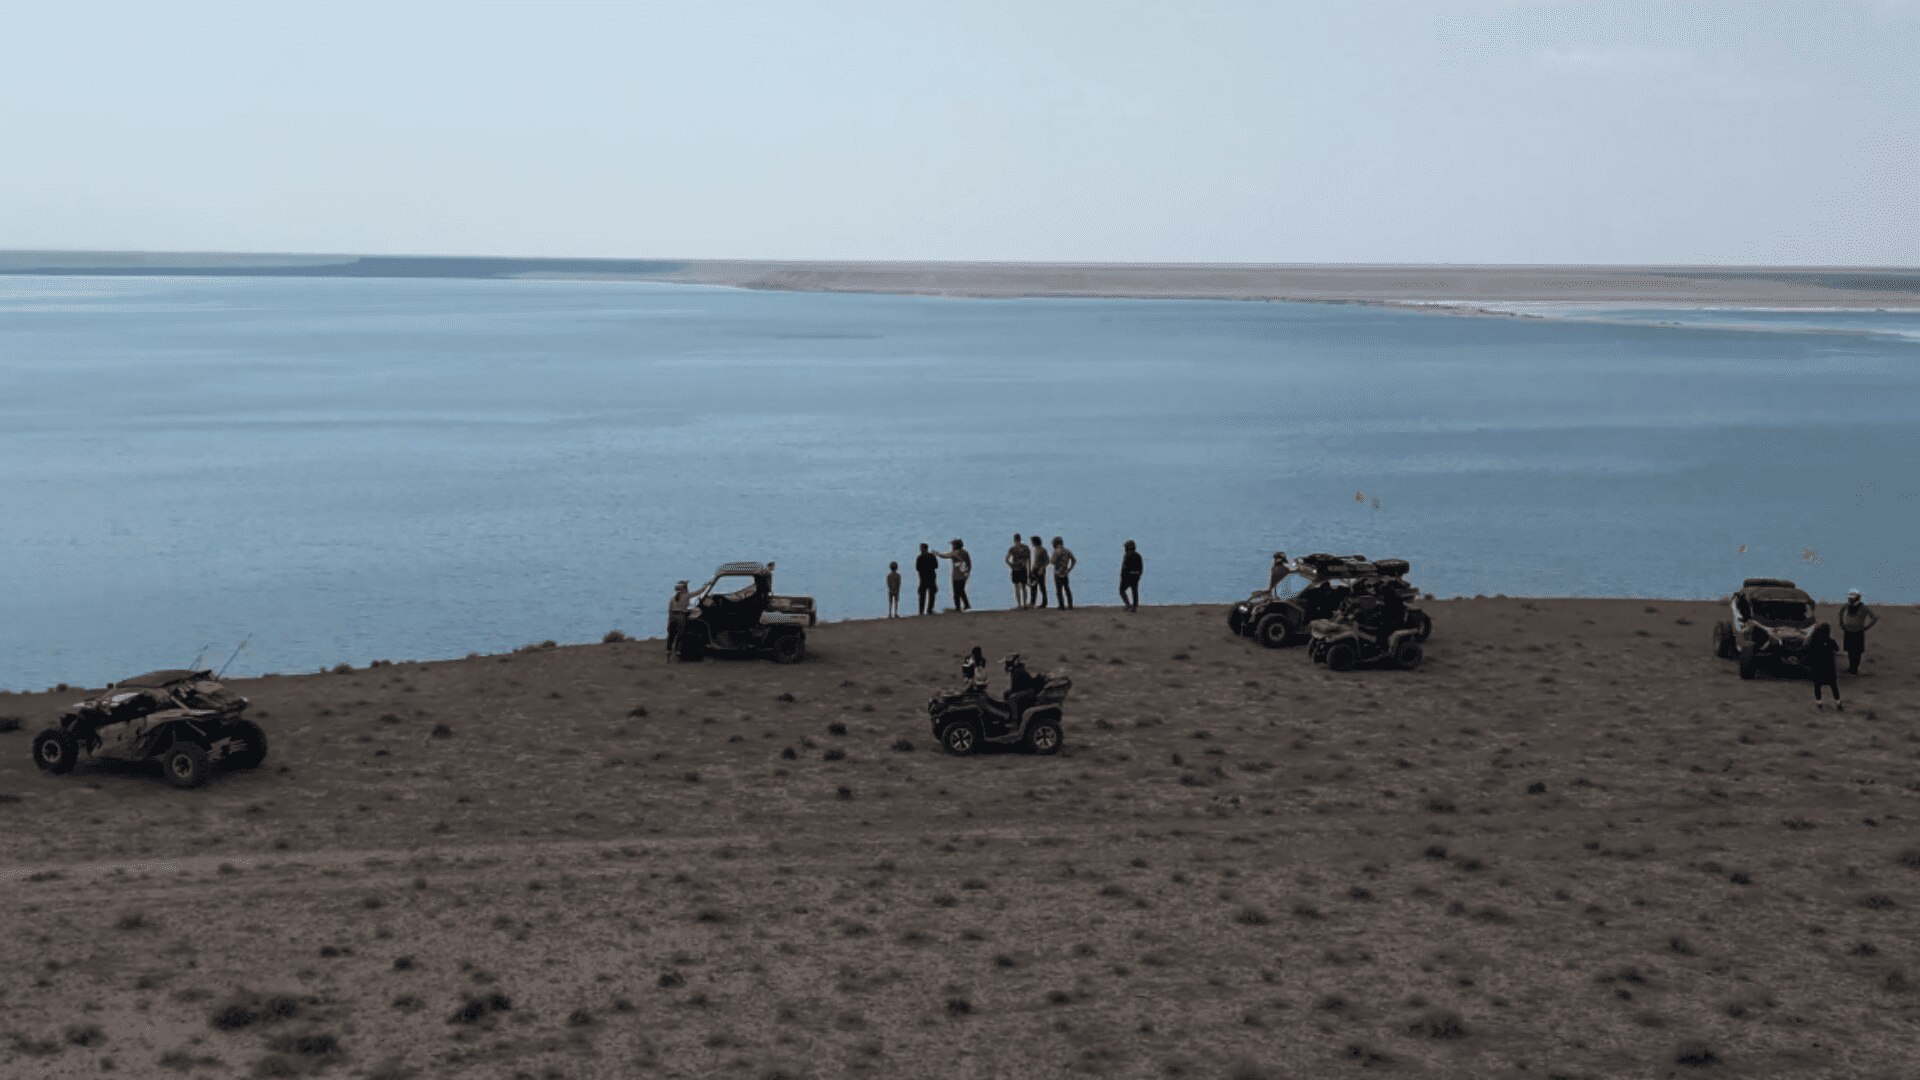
1229,553,1431,648
1712,577,1818,679
670,562,817,663
927,654,1071,756
31,669,267,789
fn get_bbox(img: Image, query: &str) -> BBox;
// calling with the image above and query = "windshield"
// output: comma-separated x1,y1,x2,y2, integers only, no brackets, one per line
1751,599,1813,626
703,574,762,600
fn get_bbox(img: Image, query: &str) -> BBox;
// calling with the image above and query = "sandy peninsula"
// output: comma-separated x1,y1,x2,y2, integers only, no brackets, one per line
649,261,1920,308
1,599,1914,1079
5,250,1919,309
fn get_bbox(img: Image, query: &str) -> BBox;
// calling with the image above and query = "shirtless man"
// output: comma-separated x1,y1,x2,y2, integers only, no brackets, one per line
1006,533,1030,609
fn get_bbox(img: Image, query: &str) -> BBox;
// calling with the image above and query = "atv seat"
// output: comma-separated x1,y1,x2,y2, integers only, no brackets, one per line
1034,674,1072,705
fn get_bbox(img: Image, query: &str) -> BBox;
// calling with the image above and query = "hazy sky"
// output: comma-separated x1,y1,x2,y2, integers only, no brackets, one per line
3,1,1916,264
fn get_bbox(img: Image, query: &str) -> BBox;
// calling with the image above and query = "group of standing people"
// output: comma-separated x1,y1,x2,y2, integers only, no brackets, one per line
1004,534,1077,610
886,535,1143,615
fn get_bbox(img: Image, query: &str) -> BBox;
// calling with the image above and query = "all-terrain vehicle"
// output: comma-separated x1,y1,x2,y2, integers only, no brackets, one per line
31,669,267,789
1712,578,1817,679
1306,582,1426,671
928,654,1071,755
1229,553,1431,647
670,561,817,663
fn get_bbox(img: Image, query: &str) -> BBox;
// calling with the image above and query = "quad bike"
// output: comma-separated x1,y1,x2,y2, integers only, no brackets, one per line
32,669,267,789
1307,611,1425,672
928,654,1071,756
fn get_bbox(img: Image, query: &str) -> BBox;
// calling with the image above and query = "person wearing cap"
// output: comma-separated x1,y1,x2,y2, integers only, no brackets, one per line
1267,551,1293,596
1838,589,1880,675
667,579,691,656
936,539,972,612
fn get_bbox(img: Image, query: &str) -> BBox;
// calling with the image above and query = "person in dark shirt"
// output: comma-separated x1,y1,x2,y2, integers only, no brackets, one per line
1029,536,1050,609
1377,580,1407,641
1119,540,1143,612
915,543,940,615
1807,622,1842,711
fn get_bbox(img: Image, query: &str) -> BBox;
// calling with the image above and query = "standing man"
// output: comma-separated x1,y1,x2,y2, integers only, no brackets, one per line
937,539,973,612
1029,536,1050,609
667,579,691,657
1119,540,1144,612
1051,536,1076,609
915,543,940,615
1839,588,1880,674
1267,551,1292,596
1006,533,1030,609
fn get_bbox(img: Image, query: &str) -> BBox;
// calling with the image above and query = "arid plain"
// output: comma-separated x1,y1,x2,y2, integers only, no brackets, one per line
2,599,1916,1079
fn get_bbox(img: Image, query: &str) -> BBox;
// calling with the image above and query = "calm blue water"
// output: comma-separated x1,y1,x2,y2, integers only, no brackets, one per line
3,274,1916,690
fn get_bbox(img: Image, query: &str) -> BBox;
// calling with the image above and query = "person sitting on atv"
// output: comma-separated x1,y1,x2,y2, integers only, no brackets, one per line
1376,581,1408,641
1003,653,1045,724
960,646,990,697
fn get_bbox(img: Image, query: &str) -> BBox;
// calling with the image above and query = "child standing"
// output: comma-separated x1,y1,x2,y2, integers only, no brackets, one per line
886,562,902,618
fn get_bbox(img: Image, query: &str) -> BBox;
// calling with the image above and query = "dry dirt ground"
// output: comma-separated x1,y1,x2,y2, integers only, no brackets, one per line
2,599,1916,1080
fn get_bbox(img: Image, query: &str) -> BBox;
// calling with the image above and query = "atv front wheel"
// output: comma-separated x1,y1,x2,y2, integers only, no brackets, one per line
161,742,212,789
1393,640,1424,670
1256,616,1294,649
767,631,806,665
1325,642,1357,672
225,720,269,770
32,728,77,775
1408,612,1433,642
940,722,981,756
1712,622,1736,660
1737,649,1757,680
676,626,708,662
1025,720,1063,755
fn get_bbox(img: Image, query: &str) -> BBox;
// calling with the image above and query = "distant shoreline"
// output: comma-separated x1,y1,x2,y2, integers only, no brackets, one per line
4,251,1919,309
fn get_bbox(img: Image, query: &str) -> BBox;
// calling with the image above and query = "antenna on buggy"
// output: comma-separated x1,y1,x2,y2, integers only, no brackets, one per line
215,635,252,679
186,643,215,670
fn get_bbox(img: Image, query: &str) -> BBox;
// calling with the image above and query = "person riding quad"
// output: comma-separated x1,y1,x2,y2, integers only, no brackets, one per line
1376,579,1408,640
1003,653,1044,726
960,646,990,696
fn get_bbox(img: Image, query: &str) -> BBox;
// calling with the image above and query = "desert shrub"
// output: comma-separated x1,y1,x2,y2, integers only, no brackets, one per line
64,1024,105,1047
446,994,511,1025
603,629,628,643
891,738,915,753
266,1032,340,1058
0,715,22,733
1407,1009,1468,1039
429,724,453,739
1674,1041,1719,1068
